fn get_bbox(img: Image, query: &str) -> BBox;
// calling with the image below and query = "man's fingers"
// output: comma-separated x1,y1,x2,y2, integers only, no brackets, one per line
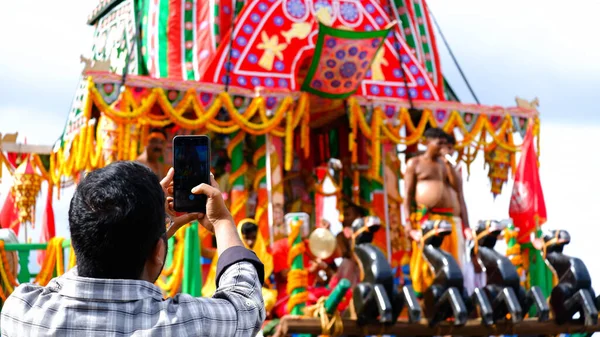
210,174,220,189
191,183,219,198
160,167,174,189
167,213,202,238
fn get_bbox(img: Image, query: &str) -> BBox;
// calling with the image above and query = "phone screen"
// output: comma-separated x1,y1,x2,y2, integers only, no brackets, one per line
173,136,211,213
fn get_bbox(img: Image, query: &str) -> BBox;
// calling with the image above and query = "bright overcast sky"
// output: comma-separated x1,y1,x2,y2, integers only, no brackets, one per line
1,0,600,287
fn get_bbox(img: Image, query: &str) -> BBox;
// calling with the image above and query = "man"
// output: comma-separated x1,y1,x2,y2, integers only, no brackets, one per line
441,133,472,260
137,128,167,179
404,127,464,296
1,162,265,336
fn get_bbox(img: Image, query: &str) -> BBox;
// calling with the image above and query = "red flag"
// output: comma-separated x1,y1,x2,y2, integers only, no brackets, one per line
0,191,20,235
509,124,547,243
37,187,56,265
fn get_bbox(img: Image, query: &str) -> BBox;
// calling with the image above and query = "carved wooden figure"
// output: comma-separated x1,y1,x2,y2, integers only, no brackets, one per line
543,230,598,326
472,220,549,324
351,217,421,325
420,220,472,327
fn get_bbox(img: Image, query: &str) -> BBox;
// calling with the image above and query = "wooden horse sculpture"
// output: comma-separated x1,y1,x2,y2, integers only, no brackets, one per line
543,230,598,326
472,220,549,324
420,219,472,327
352,217,421,325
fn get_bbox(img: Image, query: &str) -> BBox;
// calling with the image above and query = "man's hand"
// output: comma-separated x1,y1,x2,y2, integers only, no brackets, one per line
408,229,422,241
161,168,201,238
191,175,234,233
464,227,474,241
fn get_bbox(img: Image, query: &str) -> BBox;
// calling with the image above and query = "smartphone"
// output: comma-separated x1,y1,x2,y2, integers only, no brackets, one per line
172,135,211,213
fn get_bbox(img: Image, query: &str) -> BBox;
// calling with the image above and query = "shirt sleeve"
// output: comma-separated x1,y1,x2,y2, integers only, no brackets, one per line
215,246,265,287
172,261,266,337
212,261,266,336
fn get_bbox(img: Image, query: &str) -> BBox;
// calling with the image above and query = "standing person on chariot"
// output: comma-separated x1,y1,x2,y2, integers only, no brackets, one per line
403,127,468,296
202,218,278,314
136,128,168,179
440,133,484,294
440,133,472,265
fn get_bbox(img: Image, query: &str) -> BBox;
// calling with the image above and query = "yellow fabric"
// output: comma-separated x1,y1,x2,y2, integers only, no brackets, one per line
201,219,277,312
409,212,459,295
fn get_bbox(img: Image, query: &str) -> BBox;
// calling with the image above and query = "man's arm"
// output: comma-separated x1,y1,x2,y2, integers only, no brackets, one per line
454,168,471,237
403,158,418,234
167,171,266,336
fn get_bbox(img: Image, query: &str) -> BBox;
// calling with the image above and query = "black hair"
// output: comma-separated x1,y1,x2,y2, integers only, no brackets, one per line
240,221,259,236
423,127,447,140
344,200,369,217
69,161,166,279
445,132,456,145
149,128,167,138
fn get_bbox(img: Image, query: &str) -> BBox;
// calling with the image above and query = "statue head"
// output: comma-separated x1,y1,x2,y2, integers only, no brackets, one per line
421,219,452,247
543,229,571,255
352,216,381,245
474,219,506,249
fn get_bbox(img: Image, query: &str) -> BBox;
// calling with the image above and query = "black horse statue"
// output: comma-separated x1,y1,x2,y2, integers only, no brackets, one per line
544,229,598,326
420,219,472,327
472,220,549,324
351,216,421,325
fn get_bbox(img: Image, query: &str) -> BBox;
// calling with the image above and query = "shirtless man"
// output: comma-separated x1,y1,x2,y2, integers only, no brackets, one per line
136,128,167,179
403,127,465,296
441,133,472,240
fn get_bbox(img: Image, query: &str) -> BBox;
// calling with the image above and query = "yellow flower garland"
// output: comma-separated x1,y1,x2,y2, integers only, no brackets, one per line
155,228,186,297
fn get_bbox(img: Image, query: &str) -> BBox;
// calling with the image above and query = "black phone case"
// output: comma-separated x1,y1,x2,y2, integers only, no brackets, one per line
172,135,211,213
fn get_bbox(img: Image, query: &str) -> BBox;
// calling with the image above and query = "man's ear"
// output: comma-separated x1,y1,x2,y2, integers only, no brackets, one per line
154,237,166,264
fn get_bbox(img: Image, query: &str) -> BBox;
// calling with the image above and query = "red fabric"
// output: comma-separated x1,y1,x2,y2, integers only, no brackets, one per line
509,124,546,243
6,153,26,168
167,0,183,79
271,238,320,311
195,0,215,77
37,188,56,265
0,192,19,235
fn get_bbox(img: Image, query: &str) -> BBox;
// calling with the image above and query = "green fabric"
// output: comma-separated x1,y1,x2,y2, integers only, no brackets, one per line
158,0,169,77
231,131,245,188
182,222,202,296
522,229,553,317
183,1,195,80
329,129,339,158
256,136,266,186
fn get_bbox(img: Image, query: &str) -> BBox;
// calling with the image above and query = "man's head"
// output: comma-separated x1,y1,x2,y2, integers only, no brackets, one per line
240,219,259,249
69,161,167,282
440,132,457,157
146,128,167,162
342,200,368,228
423,127,448,156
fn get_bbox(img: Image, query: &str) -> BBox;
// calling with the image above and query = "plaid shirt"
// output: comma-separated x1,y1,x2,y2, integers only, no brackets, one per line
1,247,265,337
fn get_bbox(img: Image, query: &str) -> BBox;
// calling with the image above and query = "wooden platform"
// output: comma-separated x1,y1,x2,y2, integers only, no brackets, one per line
277,316,600,336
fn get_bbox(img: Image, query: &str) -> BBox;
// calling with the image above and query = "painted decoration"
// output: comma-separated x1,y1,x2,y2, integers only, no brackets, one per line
91,0,139,75
301,22,392,99
140,0,216,80
203,0,440,101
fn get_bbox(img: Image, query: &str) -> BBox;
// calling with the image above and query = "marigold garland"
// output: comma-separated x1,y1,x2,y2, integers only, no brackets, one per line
35,237,66,286
155,228,186,297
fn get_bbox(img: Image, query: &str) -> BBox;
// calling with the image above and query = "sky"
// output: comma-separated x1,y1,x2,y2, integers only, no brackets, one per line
1,1,600,289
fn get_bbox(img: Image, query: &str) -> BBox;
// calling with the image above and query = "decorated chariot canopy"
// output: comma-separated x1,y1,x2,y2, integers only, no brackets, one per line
51,0,540,199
